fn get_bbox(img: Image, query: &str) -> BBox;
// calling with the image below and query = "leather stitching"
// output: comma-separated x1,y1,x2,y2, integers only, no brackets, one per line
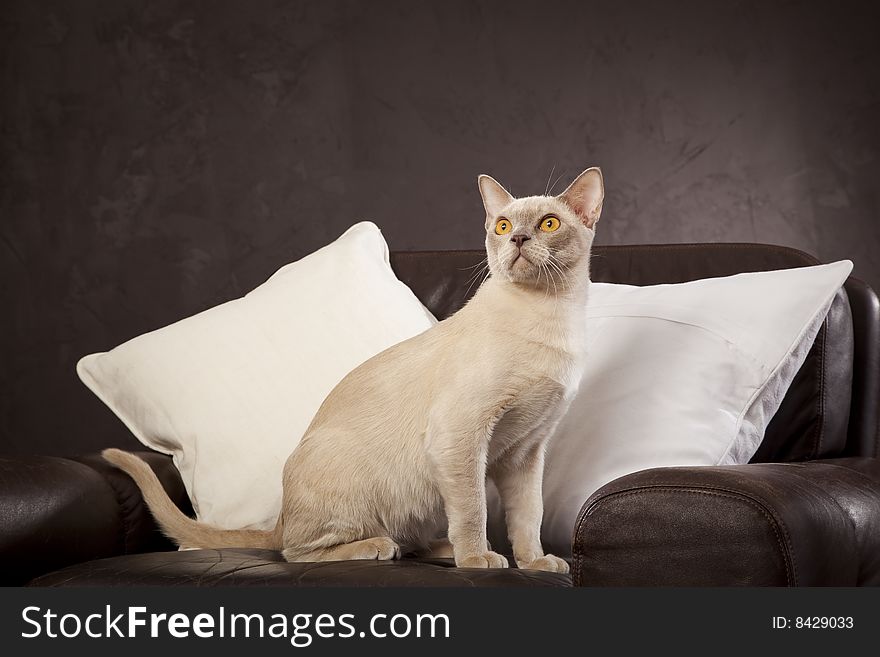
841,277,879,457
106,475,139,553
573,485,798,586
786,461,873,584
87,465,141,554
74,459,130,555
812,317,828,459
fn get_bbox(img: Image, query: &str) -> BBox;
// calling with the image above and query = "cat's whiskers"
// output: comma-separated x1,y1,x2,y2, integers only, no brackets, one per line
547,170,567,196
546,261,560,301
547,252,571,271
546,261,562,296
478,266,491,289
538,260,558,304
546,256,569,294
461,257,488,288
463,262,488,286
538,261,550,301
533,259,545,301
543,164,557,196
459,258,488,272
463,261,491,298
550,252,575,280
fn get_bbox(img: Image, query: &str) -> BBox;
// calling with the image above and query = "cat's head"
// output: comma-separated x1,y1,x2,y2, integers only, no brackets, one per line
479,167,604,291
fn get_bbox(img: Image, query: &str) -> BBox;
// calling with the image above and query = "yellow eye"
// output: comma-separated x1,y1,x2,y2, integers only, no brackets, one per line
540,216,560,232
495,218,512,235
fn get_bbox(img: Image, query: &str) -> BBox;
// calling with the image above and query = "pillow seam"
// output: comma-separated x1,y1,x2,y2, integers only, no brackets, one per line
715,289,840,465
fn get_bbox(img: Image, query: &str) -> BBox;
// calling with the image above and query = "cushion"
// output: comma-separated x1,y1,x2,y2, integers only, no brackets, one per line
487,260,853,557
77,222,436,530
391,245,858,461
28,549,571,587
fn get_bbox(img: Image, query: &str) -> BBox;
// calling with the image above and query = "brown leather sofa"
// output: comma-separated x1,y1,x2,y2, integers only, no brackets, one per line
3,243,879,587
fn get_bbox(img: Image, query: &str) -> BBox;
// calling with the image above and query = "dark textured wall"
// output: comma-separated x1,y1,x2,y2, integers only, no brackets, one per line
2,0,878,456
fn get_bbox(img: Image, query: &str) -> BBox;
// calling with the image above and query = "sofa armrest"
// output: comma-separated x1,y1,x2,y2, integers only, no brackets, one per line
0,455,122,585
0,451,191,585
74,450,194,554
572,457,880,586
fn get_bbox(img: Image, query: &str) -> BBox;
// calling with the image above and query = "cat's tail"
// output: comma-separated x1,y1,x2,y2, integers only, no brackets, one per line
102,448,282,550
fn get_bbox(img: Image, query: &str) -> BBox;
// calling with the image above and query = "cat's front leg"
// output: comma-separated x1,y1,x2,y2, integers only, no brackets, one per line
425,424,508,569
491,443,569,574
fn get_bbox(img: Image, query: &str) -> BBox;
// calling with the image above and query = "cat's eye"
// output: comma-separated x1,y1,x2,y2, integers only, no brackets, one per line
540,216,560,232
495,218,512,235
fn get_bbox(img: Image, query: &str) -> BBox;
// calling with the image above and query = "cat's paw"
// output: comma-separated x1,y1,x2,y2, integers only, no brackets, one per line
337,537,400,561
359,537,401,560
457,551,509,568
519,554,569,573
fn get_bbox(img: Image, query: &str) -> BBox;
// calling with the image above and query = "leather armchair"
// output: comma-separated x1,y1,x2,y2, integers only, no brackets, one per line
573,458,880,586
3,243,878,587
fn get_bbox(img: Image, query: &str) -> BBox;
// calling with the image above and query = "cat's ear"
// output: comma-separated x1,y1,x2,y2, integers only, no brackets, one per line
557,167,604,229
478,175,514,223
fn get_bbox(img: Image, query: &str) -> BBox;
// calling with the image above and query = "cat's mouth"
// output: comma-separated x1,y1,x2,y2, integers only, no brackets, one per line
511,253,532,267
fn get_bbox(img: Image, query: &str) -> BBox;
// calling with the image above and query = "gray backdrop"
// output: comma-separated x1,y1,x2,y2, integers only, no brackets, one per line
2,0,878,455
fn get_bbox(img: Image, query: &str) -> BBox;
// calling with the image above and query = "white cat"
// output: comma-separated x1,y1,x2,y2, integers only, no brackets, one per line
104,167,604,572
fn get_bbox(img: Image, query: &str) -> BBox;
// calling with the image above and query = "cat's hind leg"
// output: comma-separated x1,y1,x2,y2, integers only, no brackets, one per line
283,537,400,563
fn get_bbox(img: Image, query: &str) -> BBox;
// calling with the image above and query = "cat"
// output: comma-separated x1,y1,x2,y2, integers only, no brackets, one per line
103,166,604,572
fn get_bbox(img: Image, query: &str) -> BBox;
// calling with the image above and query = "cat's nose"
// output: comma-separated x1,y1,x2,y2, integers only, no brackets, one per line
510,234,531,249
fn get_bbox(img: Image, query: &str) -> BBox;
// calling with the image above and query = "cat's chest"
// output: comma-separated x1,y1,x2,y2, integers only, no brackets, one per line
487,375,574,459
500,334,584,393
493,309,586,386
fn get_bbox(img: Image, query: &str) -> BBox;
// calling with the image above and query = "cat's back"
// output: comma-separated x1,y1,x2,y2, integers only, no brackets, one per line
302,307,459,433
303,277,584,434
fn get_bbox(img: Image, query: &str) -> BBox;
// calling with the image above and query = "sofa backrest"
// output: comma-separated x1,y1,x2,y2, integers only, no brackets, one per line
390,243,880,461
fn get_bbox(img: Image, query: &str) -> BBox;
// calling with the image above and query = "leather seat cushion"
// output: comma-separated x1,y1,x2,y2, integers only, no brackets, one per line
29,549,571,587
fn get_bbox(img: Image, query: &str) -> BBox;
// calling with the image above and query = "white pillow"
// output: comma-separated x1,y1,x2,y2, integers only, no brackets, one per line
78,222,436,530
488,260,853,557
